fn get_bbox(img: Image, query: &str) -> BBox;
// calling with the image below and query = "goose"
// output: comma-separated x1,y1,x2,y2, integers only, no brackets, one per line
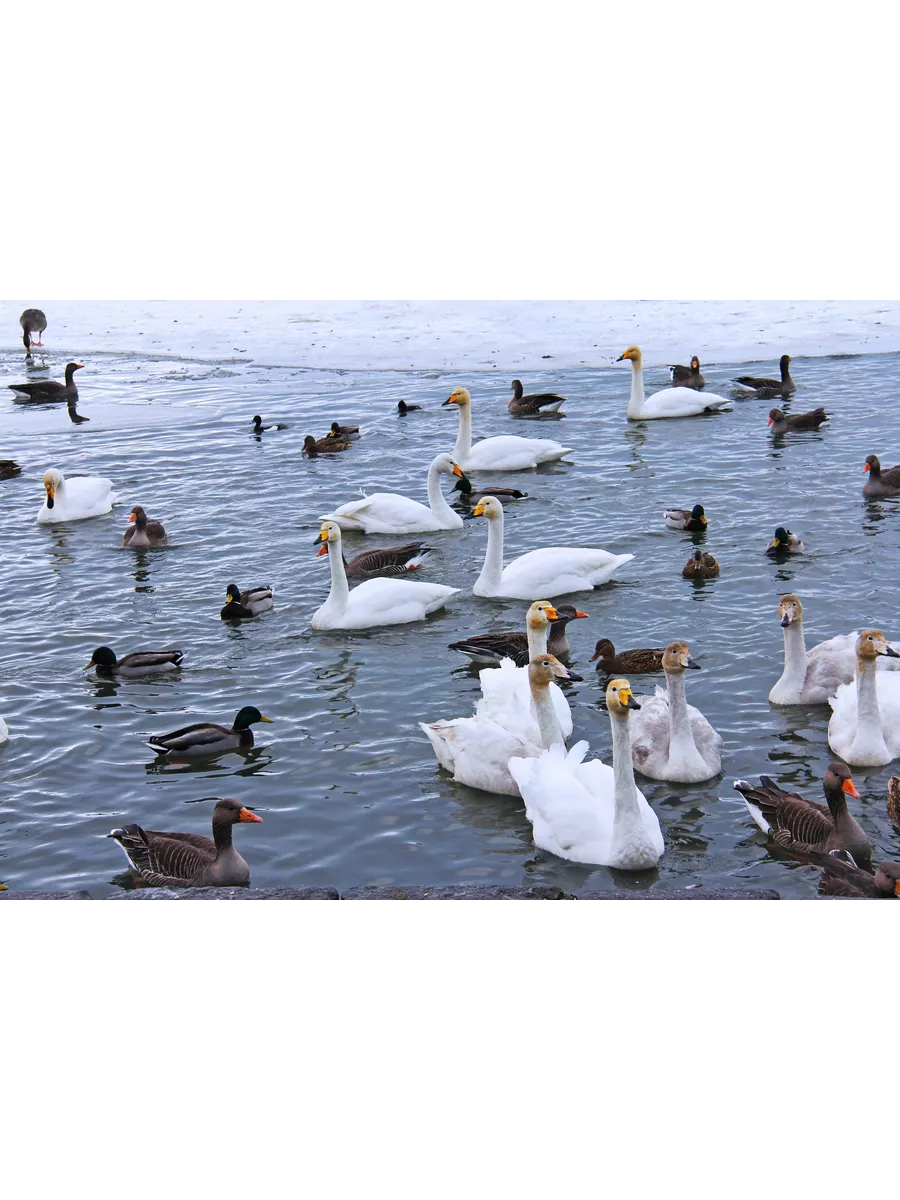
888,777,900,825
682,549,720,579
147,706,272,757
862,454,900,498
766,526,804,555
220,584,274,619
37,467,115,523
664,504,707,531
8,361,82,401
328,421,360,440
616,346,732,419
321,453,464,534
767,407,828,433
20,307,46,351
343,541,433,580
448,601,588,667
108,798,262,888
420,653,570,796
508,677,664,870
251,415,287,433
471,496,633,599
670,356,705,389
443,386,572,469
122,505,167,547
508,379,567,415
312,520,459,630
734,354,795,397
84,647,184,677
816,852,900,898
629,642,723,783
303,434,351,456
397,400,422,414
735,763,870,868
590,639,665,676
0,460,22,479
452,473,527,505
828,631,900,766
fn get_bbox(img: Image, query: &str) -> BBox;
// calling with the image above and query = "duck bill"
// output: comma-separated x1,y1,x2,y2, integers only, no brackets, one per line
239,807,263,823
82,662,94,671
74,363,84,370
766,417,773,426
258,715,274,723
128,513,137,523
841,778,861,800
769,539,781,550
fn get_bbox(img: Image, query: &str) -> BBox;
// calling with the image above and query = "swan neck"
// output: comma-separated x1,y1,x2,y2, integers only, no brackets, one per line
530,682,564,748
426,462,456,523
452,403,473,462
610,710,642,827
666,670,697,757
780,620,809,693
326,541,350,612
475,513,505,592
526,621,550,658
626,358,645,418
856,656,882,731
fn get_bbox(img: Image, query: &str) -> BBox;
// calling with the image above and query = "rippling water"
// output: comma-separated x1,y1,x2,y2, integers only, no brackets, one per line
2,322,900,897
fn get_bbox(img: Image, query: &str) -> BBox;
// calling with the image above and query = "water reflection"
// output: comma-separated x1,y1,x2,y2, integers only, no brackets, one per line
144,746,275,777
128,547,154,593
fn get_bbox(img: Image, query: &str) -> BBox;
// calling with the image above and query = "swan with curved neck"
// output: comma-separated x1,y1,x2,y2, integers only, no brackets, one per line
828,630,900,766
37,467,116,524
628,642,722,782
320,453,465,534
443,387,572,470
616,346,732,420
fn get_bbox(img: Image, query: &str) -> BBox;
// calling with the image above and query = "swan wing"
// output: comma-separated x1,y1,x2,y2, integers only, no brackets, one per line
626,687,670,775
498,548,633,597
475,658,573,740
509,742,615,862
463,435,572,470
322,492,446,533
420,716,529,794
641,387,732,418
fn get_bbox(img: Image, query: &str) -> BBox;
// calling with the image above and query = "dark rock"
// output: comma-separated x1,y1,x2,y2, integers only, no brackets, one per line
340,885,572,900
105,886,339,900
0,889,93,900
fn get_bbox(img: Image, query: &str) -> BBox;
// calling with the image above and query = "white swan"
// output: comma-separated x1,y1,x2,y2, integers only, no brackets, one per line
320,453,464,534
311,521,460,630
828,631,900,766
628,642,723,782
443,387,572,470
617,346,732,420
769,593,900,705
37,468,116,524
471,496,633,599
508,677,664,870
0,716,8,744
420,653,570,796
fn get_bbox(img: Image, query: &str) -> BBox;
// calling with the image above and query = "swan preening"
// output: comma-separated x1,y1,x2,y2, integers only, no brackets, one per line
37,468,116,524
320,453,465,533
443,387,572,469
471,496,633,599
617,346,732,419
828,631,900,766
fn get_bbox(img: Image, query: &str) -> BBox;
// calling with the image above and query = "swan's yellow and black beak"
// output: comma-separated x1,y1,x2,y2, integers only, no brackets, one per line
45,484,55,508
620,684,641,710
616,348,634,362
544,606,560,621
684,654,701,670
472,501,486,517
442,394,458,406
452,463,464,478
314,527,330,556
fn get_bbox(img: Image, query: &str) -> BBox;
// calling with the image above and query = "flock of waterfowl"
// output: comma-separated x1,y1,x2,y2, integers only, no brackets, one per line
3,308,900,897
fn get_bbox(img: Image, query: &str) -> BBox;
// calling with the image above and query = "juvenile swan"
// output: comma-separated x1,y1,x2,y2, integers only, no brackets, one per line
828,631,900,766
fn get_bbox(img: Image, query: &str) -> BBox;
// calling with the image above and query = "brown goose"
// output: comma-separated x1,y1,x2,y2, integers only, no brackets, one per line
862,454,900,498
682,549,719,579
20,307,46,351
122,505,168,547
7,361,83,401
303,434,351,456
343,541,433,580
108,798,263,888
0,460,22,479
735,763,871,867
590,639,666,676
508,379,567,415
767,406,828,433
816,852,900,898
328,421,360,440
448,603,589,666
670,356,705,389
452,473,527,505
734,354,795,397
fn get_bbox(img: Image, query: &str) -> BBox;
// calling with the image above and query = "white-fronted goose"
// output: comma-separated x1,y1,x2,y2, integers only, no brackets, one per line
452,473,527,505
343,541,433,580
767,526,804,555
670,356,705,389
8,361,83,401
590,639,665,676
682,549,719,579
84,647,183,676
398,400,422,414
251,415,287,433
508,379,567,415
122,505,168,547
328,421,360,440
303,434,350,456
20,307,46,351
147,706,272,757
448,603,589,667
0,460,22,479
221,584,274,620
734,354,795,397
736,763,870,867
768,406,828,433
664,504,707,531
108,798,263,888
862,454,900,498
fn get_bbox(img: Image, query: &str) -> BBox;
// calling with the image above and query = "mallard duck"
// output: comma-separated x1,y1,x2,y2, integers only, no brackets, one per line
816,852,900,898
862,454,900,498
343,541,433,580
328,421,360,440
888,777,900,825
767,407,828,433
617,346,732,419
682,549,719,579
444,387,572,469
452,473,527,505
251,415,287,433
398,400,422,414
767,526,804,555
37,467,115,523
0,460,22,479
8,361,82,401
107,798,262,888
220,584,274,620
303,434,351,456
147,706,272,756
321,453,465,534
507,379,567,415
664,504,707,531
20,307,47,351
734,354,795,397
122,505,167,547
590,639,665,676
448,603,588,667
735,763,870,867
670,356,705,389
84,647,183,677
828,631,900,766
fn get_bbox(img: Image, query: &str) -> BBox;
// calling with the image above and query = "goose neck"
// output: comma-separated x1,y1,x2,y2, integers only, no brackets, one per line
211,815,235,853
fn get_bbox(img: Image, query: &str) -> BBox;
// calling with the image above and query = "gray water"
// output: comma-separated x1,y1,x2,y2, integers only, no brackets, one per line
2,340,899,897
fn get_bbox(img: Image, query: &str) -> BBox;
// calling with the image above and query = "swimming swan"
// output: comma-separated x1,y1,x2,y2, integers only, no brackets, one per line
828,631,900,766
37,468,115,523
617,346,732,420
443,387,572,470
320,453,465,534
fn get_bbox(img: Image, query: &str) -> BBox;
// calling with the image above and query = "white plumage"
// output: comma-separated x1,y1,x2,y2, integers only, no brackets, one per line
618,346,732,420
828,630,900,766
444,387,572,469
37,468,116,523
321,453,464,534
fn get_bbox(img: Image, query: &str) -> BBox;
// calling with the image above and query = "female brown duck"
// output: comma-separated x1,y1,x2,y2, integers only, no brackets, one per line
590,639,665,676
303,434,351,456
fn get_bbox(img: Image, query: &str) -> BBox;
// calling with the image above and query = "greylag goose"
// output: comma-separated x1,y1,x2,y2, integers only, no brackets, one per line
0,460,22,479
122,505,167,547
251,415,287,433
147,706,272,757
664,504,707,531
19,307,46,351
767,407,828,433
221,584,274,619
398,400,422,414
84,647,183,676
590,639,665,676
670,356,705,388
328,421,360,440
343,541,433,580
303,434,351,456
682,549,719,579
448,602,588,666
8,361,83,401
108,798,262,888
736,763,870,867
862,454,900,498
767,526,804,555
508,379,567,415
734,354,795,397
452,473,527,505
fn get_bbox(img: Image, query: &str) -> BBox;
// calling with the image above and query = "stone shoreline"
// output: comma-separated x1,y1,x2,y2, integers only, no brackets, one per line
1,884,780,901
